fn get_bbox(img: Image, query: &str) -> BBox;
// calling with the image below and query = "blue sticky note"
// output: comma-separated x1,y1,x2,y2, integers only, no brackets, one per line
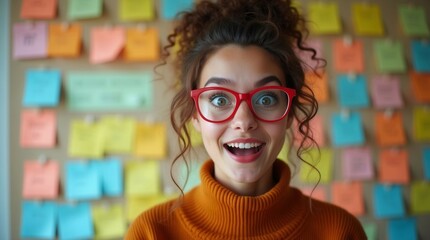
411,41,430,72
337,74,370,108
91,158,123,196
423,147,430,180
387,217,417,240
65,161,101,200
331,112,365,147
373,184,405,219
162,0,194,20
22,69,61,107
20,201,57,239
58,202,94,240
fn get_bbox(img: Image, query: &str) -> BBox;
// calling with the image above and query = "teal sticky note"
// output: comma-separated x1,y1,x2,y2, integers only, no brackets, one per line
398,5,430,37
411,41,430,73
337,74,369,108
23,69,61,107
58,202,94,240
387,217,417,240
162,0,194,20
181,160,203,192
20,201,57,239
91,158,123,196
65,161,101,200
373,184,405,219
423,147,430,180
331,112,365,147
68,0,102,20
362,222,377,240
374,40,406,73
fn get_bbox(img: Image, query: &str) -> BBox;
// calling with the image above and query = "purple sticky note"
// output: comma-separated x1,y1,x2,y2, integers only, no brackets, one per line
370,75,403,109
13,22,48,59
342,146,374,180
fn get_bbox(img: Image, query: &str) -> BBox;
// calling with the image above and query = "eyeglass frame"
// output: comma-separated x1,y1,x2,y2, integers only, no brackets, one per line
190,85,296,123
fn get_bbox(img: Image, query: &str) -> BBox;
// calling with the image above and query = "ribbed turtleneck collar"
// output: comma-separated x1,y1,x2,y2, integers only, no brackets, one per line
178,159,310,239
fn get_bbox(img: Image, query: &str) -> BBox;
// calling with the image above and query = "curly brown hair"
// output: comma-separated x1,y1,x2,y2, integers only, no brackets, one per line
162,0,324,195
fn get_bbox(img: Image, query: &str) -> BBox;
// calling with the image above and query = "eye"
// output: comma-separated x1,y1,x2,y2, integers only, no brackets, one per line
209,94,231,107
255,93,278,106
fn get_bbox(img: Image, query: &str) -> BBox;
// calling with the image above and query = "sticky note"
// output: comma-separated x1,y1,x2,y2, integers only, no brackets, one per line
413,107,430,142
301,186,327,202
20,201,57,239
373,40,406,73
298,39,324,71
22,160,60,199
411,41,430,73
300,148,332,183
13,22,47,59
127,194,176,222
68,0,102,20
333,39,364,73
331,111,365,147
47,23,82,57
303,71,329,104
410,181,430,214
373,184,405,219
336,74,369,108
119,0,154,21
352,3,384,36
188,121,203,147
181,160,204,192
20,0,57,19
65,161,102,200
387,218,417,240
100,116,137,154
423,147,430,180
68,119,104,158
124,27,160,61
20,109,56,148
92,204,126,239
375,111,406,147
398,5,429,37
22,69,61,107
307,2,341,34
66,71,153,111
362,222,377,240
341,147,373,181
410,72,430,103
293,114,325,148
125,160,161,196
370,75,403,109
58,203,94,240
161,0,194,20
91,158,123,196
135,122,167,159
378,149,410,184
90,27,125,64
331,181,364,216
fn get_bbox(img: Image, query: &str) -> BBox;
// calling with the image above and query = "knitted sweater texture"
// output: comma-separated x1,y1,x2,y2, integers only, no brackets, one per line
125,160,367,240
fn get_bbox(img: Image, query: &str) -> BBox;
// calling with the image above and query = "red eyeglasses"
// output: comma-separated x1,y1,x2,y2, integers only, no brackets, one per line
190,86,296,123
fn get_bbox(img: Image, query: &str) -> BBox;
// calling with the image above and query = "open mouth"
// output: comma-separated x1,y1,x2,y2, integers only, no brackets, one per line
224,142,265,156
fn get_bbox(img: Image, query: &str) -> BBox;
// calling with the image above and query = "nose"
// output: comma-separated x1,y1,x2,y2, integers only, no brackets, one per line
230,101,258,132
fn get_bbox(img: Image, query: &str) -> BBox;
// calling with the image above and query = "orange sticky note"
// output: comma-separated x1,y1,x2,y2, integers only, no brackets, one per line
333,39,364,73
20,109,56,148
293,114,325,148
410,72,430,103
301,186,327,202
22,160,60,199
379,149,410,184
124,27,160,61
90,27,125,64
21,0,57,19
375,111,406,147
303,71,329,103
331,181,365,216
48,23,82,57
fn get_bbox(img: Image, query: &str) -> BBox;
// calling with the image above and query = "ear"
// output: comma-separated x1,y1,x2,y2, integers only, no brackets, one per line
191,115,202,132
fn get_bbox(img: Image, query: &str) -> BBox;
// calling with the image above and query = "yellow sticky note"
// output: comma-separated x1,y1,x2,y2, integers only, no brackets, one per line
119,0,154,21
48,23,82,57
124,27,160,61
277,139,290,163
100,116,137,154
125,160,160,196
187,121,203,147
92,204,126,239
411,181,430,214
352,3,384,36
126,194,176,222
413,107,430,142
308,2,341,34
300,148,332,183
135,122,167,159
68,119,104,158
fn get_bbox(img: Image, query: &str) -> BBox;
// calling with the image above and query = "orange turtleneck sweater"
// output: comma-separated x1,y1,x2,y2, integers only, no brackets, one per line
125,160,366,239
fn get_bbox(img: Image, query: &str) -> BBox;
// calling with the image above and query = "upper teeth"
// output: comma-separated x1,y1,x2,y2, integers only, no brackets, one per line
226,143,261,149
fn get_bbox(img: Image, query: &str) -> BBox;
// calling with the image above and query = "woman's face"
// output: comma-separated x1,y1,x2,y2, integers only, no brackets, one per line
192,44,290,195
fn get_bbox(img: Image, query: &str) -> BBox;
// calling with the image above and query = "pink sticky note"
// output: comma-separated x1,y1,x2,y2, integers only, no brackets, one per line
301,186,327,202
370,75,403,109
13,22,48,59
22,160,60,199
342,147,374,180
298,39,324,71
294,114,325,147
20,109,56,148
90,27,125,64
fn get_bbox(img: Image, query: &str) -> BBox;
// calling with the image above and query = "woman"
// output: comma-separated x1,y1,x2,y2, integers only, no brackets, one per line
126,0,366,239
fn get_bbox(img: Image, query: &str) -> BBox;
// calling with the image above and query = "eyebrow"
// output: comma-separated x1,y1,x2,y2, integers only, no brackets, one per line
204,75,283,87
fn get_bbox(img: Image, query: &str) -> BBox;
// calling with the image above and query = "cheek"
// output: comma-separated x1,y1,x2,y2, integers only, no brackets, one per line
199,122,226,144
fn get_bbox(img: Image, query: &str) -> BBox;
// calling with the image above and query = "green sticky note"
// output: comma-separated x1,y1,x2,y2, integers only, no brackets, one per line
362,222,378,240
411,181,430,214
119,0,154,21
399,5,430,37
68,0,102,20
374,40,406,73
300,148,333,183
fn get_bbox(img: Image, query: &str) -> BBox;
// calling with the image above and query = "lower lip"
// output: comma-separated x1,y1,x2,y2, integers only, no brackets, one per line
226,146,264,163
